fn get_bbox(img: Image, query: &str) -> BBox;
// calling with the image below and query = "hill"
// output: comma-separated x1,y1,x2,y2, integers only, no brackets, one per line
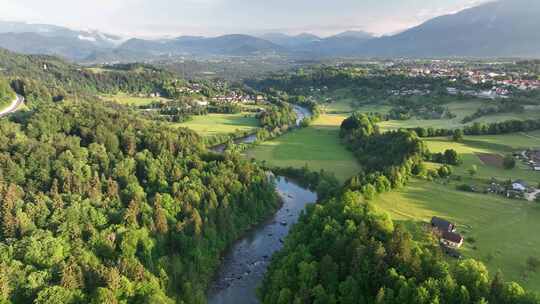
119,34,285,57
258,33,321,47
357,0,540,57
0,21,122,61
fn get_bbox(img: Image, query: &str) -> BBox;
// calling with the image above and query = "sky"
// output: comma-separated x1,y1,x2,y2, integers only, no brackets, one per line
0,0,490,38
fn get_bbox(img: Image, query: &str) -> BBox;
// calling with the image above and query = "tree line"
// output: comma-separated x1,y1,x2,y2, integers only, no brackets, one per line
407,119,540,138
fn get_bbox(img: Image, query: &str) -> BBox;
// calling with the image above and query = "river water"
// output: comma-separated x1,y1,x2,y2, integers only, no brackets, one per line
207,176,317,304
210,104,312,153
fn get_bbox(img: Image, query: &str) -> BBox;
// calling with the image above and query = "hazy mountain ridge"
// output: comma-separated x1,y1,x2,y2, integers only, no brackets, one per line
0,21,124,60
354,0,540,57
1,0,539,61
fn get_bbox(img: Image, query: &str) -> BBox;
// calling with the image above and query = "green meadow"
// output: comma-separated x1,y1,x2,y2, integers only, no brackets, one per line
177,113,260,137
245,114,361,183
372,179,540,291
102,93,171,106
425,131,540,184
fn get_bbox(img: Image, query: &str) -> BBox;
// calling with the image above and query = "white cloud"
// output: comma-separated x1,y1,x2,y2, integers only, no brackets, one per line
0,0,493,37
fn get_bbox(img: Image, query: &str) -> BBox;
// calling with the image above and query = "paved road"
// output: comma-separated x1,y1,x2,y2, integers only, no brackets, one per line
0,94,24,117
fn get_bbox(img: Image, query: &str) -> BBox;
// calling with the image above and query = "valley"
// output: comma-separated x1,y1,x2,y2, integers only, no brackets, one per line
1,1,540,302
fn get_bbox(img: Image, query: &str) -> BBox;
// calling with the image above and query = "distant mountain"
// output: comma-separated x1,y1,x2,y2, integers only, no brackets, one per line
331,30,374,40
0,21,123,48
355,0,540,57
259,33,321,47
119,34,285,56
0,21,123,60
2,0,540,62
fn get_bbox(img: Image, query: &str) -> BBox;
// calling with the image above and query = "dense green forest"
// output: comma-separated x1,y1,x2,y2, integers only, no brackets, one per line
0,49,190,108
0,101,280,303
259,112,540,304
0,78,15,108
259,104,298,129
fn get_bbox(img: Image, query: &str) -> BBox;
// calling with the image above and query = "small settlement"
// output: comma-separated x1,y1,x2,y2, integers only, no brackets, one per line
517,149,540,171
431,217,464,258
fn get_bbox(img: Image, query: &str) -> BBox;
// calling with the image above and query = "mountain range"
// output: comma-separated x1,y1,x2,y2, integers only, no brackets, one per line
0,0,539,61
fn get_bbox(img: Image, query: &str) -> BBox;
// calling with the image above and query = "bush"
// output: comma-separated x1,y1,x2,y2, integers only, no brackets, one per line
457,184,475,192
527,257,540,273
437,165,453,178
503,154,516,169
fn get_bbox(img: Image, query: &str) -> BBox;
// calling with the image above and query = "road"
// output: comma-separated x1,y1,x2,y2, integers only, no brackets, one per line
0,94,24,117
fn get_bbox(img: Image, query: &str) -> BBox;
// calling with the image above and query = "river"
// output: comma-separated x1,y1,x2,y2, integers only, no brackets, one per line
210,104,312,153
207,176,317,304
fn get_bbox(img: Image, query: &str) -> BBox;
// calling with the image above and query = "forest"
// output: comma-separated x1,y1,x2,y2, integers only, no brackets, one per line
0,101,280,303
0,78,15,108
259,112,540,304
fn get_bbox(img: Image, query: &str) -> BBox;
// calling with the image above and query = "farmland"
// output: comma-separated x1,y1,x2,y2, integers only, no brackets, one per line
425,131,540,184
372,179,540,291
245,114,361,183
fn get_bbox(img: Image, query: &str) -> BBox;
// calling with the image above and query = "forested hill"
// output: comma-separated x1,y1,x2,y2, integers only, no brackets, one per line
0,101,280,303
0,48,177,108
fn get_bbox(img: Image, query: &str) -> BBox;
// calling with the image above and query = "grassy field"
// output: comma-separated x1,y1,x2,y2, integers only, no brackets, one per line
245,114,361,183
102,93,171,106
378,100,486,131
379,101,540,131
373,179,540,291
177,113,259,137
425,131,540,184
320,96,540,131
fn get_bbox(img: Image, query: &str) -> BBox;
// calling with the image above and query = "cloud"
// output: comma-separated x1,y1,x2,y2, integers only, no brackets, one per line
0,0,493,37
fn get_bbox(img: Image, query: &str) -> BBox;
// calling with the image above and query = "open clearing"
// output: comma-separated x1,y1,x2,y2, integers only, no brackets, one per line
245,114,361,183
102,93,171,106
372,179,540,291
425,131,540,184
177,113,259,137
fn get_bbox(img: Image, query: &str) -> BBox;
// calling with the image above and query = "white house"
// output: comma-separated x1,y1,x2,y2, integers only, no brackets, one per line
512,180,527,192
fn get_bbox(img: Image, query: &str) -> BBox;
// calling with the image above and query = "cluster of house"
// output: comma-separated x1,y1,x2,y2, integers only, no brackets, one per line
496,79,540,91
431,217,464,258
488,179,530,199
136,92,162,98
176,83,203,94
516,149,540,171
446,87,510,100
390,88,432,97
211,93,265,104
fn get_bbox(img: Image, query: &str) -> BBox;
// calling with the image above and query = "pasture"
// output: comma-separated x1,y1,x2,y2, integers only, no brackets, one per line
372,179,540,291
245,114,361,183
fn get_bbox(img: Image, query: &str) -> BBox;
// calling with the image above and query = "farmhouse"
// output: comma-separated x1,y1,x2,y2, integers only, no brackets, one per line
431,216,456,232
512,180,528,192
441,231,464,248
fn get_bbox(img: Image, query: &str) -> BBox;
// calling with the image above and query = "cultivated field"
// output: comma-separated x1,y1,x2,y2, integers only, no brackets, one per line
177,113,260,137
372,179,540,291
245,114,361,183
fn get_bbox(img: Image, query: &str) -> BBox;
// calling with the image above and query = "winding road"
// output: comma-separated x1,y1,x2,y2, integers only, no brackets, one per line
0,94,24,117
